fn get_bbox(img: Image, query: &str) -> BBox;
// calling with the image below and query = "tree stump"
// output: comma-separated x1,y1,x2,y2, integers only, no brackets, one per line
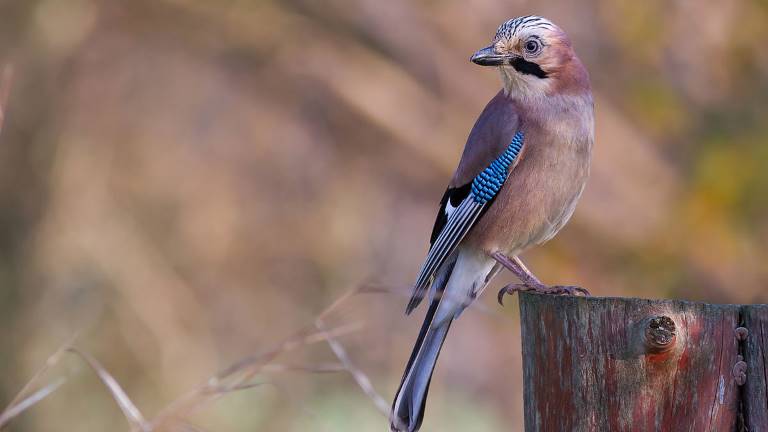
518,292,768,431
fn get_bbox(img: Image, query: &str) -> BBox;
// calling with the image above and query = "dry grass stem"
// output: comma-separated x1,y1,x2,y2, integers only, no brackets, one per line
362,282,498,316
213,321,363,385
149,287,372,429
149,321,362,429
4,334,76,410
66,348,151,432
259,362,347,374
0,63,13,136
316,318,390,417
3,286,376,431
0,378,66,429
0,334,78,429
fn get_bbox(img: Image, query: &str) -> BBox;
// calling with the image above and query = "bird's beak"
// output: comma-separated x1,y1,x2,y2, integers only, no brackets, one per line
470,45,511,66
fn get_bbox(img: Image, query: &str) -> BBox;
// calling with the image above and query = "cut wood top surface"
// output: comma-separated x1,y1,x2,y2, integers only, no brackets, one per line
518,292,767,432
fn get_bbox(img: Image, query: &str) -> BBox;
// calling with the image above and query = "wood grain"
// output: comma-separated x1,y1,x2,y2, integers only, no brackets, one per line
742,304,768,430
518,293,768,431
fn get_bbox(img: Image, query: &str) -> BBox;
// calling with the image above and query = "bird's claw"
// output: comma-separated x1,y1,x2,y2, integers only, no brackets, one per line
497,284,526,305
497,283,591,305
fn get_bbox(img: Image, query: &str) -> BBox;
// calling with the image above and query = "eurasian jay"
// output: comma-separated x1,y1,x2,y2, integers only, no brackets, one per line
391,16,594,432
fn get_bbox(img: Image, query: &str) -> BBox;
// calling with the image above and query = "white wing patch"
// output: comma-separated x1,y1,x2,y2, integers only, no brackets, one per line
406,198,485,313
444,199,458,219
405,131,526,314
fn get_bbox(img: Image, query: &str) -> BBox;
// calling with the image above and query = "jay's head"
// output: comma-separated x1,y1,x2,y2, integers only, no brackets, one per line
471,16,589,97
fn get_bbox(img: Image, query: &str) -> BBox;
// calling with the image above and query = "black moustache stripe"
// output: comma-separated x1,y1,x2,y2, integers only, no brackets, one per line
510,57,548,78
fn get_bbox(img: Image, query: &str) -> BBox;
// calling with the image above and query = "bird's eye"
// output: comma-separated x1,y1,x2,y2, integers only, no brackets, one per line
524,39,542,55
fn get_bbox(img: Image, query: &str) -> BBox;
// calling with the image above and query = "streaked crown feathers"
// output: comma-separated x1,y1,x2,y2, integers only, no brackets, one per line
494,16,558,40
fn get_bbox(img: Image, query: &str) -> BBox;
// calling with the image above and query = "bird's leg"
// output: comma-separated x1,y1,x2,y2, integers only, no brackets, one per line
491,252,590,304
491,253,542,285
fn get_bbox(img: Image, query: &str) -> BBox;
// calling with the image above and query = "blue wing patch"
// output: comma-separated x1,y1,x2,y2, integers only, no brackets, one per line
406,131,525,313
471,131,524,203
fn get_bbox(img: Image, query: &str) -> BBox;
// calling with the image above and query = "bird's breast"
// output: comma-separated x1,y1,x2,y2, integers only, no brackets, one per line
466,118,593,256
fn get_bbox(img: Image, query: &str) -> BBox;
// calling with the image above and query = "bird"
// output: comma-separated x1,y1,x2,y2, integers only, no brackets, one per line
390,16,594,432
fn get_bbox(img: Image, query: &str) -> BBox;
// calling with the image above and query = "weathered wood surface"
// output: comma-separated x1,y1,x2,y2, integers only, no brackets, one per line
743,305,768,429
518,293,768,431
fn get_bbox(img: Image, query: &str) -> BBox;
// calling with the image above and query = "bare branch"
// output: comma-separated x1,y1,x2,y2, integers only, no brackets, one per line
150,321,362,430
0,63,14,136
4,334,76,411
316,318,390,417
260,362,347,374
316,285,367,322
214,321,362,385
0,378,66,429
3,284,376,431
66,348,151,432
0,334,78,429
361,282,498,316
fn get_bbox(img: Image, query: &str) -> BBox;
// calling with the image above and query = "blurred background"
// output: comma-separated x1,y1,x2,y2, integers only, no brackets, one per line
0,0,767,431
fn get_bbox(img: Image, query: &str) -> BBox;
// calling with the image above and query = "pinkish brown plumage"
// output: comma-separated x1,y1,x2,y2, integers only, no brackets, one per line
392,16,594,432
468,90,593,255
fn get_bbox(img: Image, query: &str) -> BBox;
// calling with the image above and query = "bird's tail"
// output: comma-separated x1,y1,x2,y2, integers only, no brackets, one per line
390,269,453,432
392,250,497,431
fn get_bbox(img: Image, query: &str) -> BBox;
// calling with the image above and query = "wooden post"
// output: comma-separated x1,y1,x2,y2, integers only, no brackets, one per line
518,292,768,431
742,305,768,428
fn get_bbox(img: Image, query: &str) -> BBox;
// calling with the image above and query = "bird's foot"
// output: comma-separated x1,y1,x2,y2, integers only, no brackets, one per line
497,282,590,305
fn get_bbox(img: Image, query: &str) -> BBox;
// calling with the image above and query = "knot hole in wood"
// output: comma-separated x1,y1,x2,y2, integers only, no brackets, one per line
644,315,677,354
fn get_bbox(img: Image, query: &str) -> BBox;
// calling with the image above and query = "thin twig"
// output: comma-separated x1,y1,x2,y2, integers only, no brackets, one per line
0,378,66,429
0,334,77,429
66,348,151,432
260,362,347,374
214,321,362,385
316,318,390,417
150,321,362,430
316,284,368,322
4,333,77,410
361,282,498,315
0,63,14,137
1,284,380,431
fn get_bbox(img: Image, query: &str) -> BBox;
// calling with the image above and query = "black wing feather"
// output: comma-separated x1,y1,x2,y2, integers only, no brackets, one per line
429,183,471,245
406,129,526,314
406,197,485,313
